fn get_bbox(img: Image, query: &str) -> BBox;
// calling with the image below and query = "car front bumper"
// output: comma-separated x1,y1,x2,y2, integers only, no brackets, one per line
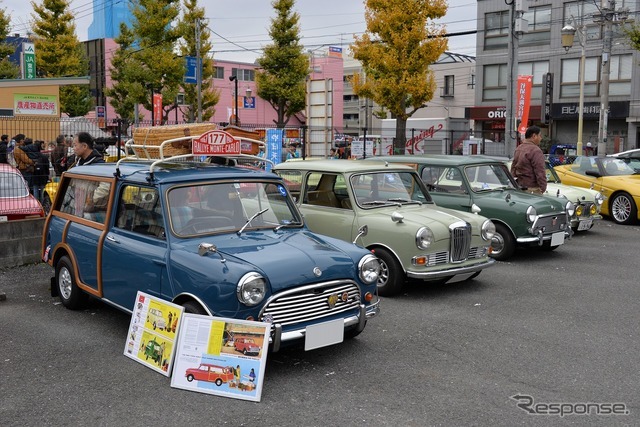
269,300,380,352
405,257,495,281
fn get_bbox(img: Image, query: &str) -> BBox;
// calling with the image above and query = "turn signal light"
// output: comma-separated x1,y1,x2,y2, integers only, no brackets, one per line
364,292,373,302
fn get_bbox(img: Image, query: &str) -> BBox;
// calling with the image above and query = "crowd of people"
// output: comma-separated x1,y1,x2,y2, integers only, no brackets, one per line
0,132,105,203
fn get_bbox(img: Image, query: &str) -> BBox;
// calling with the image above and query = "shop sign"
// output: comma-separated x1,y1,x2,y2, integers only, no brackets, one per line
14,93,58,116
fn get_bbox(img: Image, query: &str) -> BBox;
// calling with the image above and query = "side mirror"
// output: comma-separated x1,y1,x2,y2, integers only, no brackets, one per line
352,225,368,245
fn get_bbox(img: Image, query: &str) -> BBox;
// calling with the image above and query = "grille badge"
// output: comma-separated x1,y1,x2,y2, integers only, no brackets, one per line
327,294,338,308
313,267,322,277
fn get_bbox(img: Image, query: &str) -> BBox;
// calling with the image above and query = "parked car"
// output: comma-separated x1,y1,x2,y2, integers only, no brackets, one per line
376,155,574,261
185,364,235,386
144,339,164,365
273,160,496,296
555,156,640,225
234,337,261,356
608,148,640,172
547,144,578,166
0,163,45,222
507,160,604,232
146,307,167,330
42,154,381,352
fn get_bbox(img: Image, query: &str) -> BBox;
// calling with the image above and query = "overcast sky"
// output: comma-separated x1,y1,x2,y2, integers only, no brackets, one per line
7,0,478,63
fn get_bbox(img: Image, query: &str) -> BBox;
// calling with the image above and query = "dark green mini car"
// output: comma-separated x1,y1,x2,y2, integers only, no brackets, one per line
378,155,575,261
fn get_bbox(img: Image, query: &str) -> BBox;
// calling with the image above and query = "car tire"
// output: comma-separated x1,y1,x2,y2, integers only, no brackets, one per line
243,349,248,355
183,301,207,315
55,255,87,310
610,192,637,225
42,193,52,215
215,379,223,386
373,247,404,297
490,223,516,261
186,374,194,382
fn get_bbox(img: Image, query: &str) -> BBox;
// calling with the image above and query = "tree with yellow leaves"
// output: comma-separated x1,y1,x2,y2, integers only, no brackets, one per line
351,0,448,154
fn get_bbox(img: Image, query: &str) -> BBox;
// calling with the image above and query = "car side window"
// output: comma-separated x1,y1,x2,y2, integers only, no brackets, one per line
304,173,341,208
115,185,164,239
59,178,111,223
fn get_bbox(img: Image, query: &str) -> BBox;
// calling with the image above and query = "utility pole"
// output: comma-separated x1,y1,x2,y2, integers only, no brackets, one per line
195,18,202,123
505,0,527,156
594,0,628,156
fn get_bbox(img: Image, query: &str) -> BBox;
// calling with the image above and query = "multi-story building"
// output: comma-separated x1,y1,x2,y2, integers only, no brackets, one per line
342,52,476,137
471,0,640,154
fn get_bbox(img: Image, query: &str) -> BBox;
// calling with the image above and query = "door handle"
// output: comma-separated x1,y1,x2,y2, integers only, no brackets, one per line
106,234,119,243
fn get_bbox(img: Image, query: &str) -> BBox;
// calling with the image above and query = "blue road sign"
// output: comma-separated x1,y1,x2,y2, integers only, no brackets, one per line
184,56,199,84
266,129,284,172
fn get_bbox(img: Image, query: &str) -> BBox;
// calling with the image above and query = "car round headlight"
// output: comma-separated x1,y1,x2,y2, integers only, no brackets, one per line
575,205,583,217
358,254,380,284
236,272,266,306
565,201,575,217
416,226,434,250
595,192,605,206
526,206,537,223
481,220,496,241
590,204,598,215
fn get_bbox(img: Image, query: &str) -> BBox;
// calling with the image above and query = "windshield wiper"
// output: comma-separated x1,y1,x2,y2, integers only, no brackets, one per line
274,220,302,232
238,208,268,235
361,200,401,207
387,198,423,206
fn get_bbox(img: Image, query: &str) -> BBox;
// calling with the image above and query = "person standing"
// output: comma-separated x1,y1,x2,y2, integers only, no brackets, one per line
69,132,105,167
50,135,68,179
0,134,8,164
510,125,547,195
12,134,36,189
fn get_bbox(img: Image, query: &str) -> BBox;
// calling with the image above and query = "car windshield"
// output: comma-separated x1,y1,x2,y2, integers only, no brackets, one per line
545,162,561,183
572,156,638,176
463,164,517,192
349,171,431,207
0,172,29,198
168,181,302,237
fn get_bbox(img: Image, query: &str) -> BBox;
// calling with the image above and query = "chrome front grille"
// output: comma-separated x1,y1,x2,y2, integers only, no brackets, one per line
533,213,568,234
579,202,595,217
449,221,472,263
259,281,361,327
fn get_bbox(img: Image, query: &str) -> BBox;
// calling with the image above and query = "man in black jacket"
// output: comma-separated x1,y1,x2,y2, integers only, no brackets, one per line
70,132,105,167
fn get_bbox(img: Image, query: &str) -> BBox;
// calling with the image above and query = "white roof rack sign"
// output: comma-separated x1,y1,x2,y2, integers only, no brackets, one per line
193,130,241,156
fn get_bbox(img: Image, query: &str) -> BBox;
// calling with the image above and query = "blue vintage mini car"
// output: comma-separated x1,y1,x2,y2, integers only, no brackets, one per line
42,158,381,352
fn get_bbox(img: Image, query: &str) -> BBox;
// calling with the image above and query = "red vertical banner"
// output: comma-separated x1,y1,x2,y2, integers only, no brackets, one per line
153,93,163,126
516,75,533,136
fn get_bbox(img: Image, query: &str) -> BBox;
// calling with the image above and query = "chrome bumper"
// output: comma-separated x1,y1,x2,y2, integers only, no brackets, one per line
270,300,380,352
405,257,495,281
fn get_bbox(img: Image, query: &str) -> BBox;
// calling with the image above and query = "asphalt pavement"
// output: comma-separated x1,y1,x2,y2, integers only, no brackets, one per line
1,218,639,426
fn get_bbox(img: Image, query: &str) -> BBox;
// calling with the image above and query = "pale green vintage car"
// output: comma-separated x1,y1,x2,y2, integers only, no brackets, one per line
273,160,496,296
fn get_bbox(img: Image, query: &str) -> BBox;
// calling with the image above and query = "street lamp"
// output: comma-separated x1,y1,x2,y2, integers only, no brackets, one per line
229,75,238,126
561,23,586,155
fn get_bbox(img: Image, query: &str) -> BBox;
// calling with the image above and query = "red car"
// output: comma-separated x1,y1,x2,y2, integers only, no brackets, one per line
185,364,234,386
0,164,44,222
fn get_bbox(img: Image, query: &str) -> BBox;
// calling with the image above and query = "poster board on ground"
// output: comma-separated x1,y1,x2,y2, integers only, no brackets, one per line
123,292,185,377
170,314,270,402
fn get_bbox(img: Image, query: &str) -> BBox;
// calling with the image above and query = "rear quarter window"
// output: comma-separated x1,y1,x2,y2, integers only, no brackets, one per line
59,178,111,224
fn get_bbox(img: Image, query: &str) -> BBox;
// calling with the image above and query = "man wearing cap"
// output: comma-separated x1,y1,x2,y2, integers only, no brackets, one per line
70,132,105,167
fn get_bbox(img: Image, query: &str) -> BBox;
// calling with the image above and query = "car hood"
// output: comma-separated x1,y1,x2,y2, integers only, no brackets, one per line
357,203,486,235
174,230,361,292
472,188,566,213
545,183,600,203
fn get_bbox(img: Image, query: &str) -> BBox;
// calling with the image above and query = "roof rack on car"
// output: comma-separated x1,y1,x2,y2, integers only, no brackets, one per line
115,131,270,180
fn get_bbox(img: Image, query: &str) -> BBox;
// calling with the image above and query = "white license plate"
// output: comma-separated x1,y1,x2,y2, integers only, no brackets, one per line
550,231,565,246
305,318,344,351
0,216,7,222
577,219,593,231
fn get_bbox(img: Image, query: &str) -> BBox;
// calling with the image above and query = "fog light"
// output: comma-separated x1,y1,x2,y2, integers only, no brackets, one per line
590,205,597,215
576,205,583,216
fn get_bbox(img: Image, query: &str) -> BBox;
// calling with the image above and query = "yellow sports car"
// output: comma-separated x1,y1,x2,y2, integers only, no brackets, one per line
554,156,640,225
